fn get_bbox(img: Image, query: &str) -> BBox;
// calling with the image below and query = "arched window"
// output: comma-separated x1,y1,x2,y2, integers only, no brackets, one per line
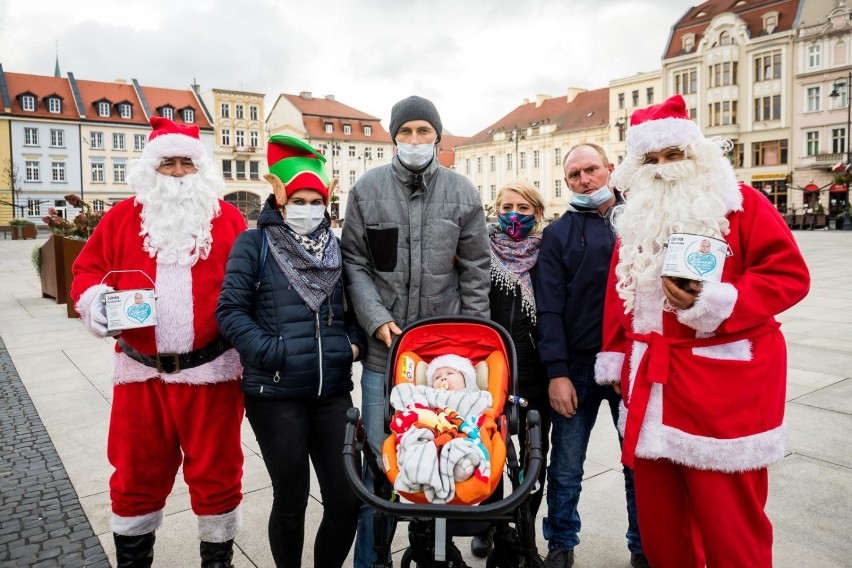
224,191,263,221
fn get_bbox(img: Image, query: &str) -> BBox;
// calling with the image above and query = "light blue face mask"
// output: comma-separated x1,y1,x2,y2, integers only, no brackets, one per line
570,185,614,208
396,142,435,169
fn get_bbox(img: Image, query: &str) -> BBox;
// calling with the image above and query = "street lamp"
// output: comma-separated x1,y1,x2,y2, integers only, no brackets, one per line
508,125,525,177
829,73,852,226
614,116,626,142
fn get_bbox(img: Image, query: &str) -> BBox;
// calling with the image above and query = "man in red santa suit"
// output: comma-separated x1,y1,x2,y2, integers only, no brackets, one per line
595,94,810,568
71,117,247,568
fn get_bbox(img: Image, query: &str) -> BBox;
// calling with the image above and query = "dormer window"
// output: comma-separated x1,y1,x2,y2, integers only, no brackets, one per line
119,103,132,119
718,30,734,46
682,33,695,53
343,124,352,135
161,107,174,120
364,125,372,136
183,109,195,123
763,12,778,35
98,101,111,117
21,94,36,111
47,97,61,113
324,122,333,134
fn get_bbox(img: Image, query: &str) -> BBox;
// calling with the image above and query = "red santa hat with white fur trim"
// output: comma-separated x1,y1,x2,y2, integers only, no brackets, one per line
426,354,477,389
626,94,704,156
142,117,207,162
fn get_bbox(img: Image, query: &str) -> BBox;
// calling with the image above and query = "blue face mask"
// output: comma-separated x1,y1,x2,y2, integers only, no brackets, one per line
570,185,613,209
497,212,537,240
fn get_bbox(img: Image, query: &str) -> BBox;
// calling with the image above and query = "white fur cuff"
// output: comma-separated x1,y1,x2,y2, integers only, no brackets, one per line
676,281,737,333
198,505,241,542
111,509,163,536
76,284,113,335
595,351,625,385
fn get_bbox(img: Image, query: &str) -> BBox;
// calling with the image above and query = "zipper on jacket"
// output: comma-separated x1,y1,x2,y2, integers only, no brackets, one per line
315,312,324,396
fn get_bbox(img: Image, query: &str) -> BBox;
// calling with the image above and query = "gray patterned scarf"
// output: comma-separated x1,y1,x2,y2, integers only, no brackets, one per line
265,220,342,313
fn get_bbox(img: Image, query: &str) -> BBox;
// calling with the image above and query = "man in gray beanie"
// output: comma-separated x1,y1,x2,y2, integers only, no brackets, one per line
341,96,490,567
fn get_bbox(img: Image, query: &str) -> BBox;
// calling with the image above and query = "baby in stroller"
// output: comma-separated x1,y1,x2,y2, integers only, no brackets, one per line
389,354,495,504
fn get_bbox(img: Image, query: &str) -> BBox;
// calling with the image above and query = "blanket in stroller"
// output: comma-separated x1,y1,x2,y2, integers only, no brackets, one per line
389,383,495,504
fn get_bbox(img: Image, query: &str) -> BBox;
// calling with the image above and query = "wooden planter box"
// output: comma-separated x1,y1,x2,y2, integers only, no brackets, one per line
11,224,37,239
40,235,87,318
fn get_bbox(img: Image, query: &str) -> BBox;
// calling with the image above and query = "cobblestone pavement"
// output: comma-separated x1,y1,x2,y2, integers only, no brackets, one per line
0,336,109,568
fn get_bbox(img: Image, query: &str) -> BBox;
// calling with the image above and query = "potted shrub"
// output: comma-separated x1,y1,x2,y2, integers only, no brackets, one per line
9,217,37,240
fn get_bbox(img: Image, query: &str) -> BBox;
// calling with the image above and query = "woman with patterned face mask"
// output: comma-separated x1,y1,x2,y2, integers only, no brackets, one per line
469,179,552,561
217,135,366,568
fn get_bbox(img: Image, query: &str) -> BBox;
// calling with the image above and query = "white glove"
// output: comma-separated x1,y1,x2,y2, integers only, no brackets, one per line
89,293,119,337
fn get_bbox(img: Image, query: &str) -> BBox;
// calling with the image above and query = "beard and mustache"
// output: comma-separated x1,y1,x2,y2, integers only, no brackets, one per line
611,145,734,314
128,159,223,266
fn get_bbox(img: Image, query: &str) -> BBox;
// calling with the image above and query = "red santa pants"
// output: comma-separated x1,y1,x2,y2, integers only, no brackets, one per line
633,457,772,568
108,379,244,520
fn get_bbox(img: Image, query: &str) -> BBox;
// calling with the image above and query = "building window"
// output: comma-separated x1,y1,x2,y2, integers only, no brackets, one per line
364,125,372,136
92,200,105,212
490,185,496,201
250,161,259,180
717,30,734,46
520,152,526,169
134,134,146,151
507,153,513,171
834,40,848,66
113,133,126,150
832,128,847,154
806,86,821,112
119,103,132,118
333,169,339,179
183,109,195,123
48,98,61,113
50,129,64,147
91,162,104,183
52,162,66,182
808,45,822,69
236,130,245,147
477,157,482,173
161,107,174,120
763,13,778,33
332,145,339,157
222,129,231,146
250,105,258,120
349,170,356,186
249,130,259,147
632,90,639,107
754,51,782,81
377,147,384,159
24,127,39,146
533,150,540,168
25,161,40,182
805,131,819,156
325,123,333,133
22,95,35,111
349,146,356,158
646,87,655,105
236,160,246,179
343,124,352,135
729,143,745,168
831,82,849,109
236,104,244,119
221,103,230,118
674,69,697,95
114,163,126,183
618,93,625,110
754,95,781,121
752,139,788,166
682,34,695,53
554,147,561,166
27,199,40,216
710,61,738,87
222,160,232,178
91,131,103,149
555,179,562,198
98,101,110,117
708,101,737,126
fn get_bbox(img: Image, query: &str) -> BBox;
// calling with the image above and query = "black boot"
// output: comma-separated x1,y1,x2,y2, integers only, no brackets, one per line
113,532,155,568
200,539,234,568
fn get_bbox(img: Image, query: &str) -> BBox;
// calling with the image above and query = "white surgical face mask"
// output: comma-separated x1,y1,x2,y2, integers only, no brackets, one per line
396,142,435,169
284,204,326,235
570,185,613,208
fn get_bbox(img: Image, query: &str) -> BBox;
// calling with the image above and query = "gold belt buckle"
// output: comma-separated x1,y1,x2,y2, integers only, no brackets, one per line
155,353,181,374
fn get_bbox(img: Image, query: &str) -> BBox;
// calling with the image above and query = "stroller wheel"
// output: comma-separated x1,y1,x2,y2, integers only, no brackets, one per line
400,543,468,568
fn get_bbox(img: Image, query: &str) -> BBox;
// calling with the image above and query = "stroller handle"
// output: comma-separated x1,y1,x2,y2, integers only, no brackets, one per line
343,407,544,520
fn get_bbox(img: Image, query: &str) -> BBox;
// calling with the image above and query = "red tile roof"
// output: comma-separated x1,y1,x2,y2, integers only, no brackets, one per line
463,88,610,146
138,85,213,129
664,0,802,59
437,133,470,168
74,79,148,125
280,93,391,143
2,72,79,120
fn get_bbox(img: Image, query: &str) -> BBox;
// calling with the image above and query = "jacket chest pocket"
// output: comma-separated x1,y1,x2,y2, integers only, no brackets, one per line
366,226,398,272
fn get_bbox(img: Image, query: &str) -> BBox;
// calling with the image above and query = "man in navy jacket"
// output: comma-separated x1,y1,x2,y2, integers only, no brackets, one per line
534,143,648,568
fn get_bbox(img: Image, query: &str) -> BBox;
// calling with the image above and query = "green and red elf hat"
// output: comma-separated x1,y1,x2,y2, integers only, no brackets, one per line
266,135,332,205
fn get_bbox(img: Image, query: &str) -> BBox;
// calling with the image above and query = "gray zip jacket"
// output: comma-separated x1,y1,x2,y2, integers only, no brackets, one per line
341,155,490,373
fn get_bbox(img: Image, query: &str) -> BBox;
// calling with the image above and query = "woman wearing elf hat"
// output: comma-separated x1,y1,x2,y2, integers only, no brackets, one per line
217,135,366,567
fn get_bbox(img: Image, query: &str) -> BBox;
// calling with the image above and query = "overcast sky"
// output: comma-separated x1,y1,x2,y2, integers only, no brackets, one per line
1,0,696,136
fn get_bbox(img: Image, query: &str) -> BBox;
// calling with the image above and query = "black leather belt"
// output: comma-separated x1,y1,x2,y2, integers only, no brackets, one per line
117,336,232,374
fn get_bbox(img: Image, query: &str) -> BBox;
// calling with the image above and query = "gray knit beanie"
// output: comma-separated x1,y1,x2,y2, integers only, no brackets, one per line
389,95,443,145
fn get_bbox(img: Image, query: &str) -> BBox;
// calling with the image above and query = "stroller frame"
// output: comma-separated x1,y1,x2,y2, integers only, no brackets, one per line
343,316,544,567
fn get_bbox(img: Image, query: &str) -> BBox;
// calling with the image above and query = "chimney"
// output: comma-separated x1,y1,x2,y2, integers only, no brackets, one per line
535,94,551,107
523,98,530,105
566,88,587,103
114,78,128,84
325,94,336,101
299,91,313,99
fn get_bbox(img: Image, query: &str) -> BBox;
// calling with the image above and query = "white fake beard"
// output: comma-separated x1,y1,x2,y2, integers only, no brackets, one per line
612,150,730,314
129,160,222,266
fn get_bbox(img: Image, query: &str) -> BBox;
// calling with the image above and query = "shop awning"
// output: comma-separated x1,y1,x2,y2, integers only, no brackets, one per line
804,183,820,193
830,184,848,193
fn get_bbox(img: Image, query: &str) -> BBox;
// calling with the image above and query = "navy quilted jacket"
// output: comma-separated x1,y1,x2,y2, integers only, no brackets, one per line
216,194,366,399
